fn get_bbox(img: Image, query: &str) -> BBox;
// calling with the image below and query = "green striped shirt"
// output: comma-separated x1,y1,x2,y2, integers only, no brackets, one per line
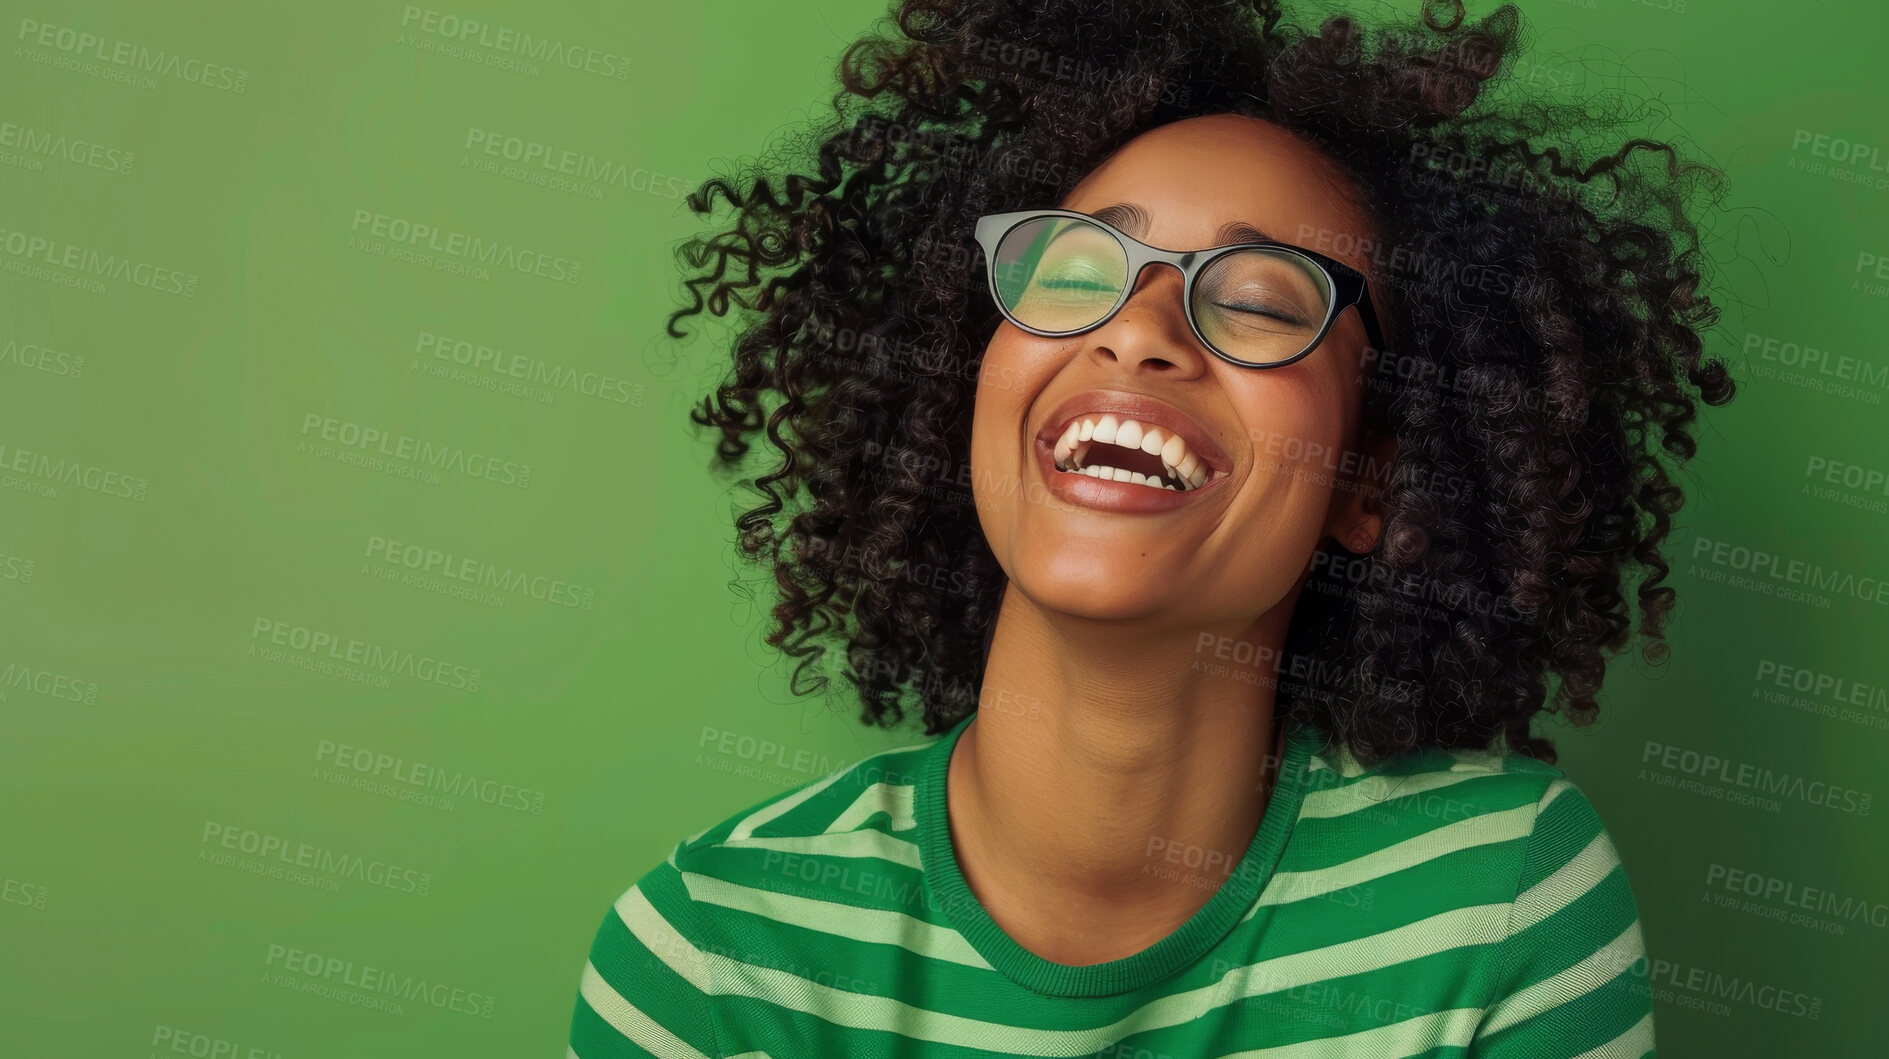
570,713,1655,1057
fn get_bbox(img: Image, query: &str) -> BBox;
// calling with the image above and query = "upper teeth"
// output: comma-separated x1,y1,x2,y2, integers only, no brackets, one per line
1051,413,1216,491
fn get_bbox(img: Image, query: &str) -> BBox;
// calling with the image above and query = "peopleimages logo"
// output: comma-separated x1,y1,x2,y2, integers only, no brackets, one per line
150,1024,283,1059
0,118,134,174
0,659,100,704
0,225,197,296
316,739,547,814
1690,534,1889,606
249,617,482,692
349,209,580,284
200,821,433,896
0,337,83,379
397,6,631,80
1641,741,1873,816
463,129,688,200
263,943,496,1018
416,331,637,404
298,412,533,488
15,18,249,92
1644,958,1823,1021
364,534,596,610
0,439,149,500
1706,863,1889,930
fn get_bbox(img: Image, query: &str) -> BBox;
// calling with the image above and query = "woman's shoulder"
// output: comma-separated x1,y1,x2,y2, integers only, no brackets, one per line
1299,731,1634,885
675,730,937,855
608,730,939,920
570,728,947,1052
1304,731,1594,815
1294,732,1648,1017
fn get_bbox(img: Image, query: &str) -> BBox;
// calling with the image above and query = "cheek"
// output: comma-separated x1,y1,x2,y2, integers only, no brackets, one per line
968,353,1015,478
975,331,1038,399
1232,375,1355,507
971,333,1046,436
1234,375,1342,461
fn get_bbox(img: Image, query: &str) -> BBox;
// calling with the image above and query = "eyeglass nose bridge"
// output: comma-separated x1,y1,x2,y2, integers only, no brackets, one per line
1105,247,1204,324
1101,243,1255,359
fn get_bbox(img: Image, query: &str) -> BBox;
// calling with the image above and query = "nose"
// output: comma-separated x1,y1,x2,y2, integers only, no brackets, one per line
1082,261,1210,377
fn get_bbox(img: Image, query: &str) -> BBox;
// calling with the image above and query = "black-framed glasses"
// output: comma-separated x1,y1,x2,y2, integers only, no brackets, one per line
973,209,1391,369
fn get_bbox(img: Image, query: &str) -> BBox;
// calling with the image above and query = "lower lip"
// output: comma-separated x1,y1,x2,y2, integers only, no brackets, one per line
1032,435,1227,514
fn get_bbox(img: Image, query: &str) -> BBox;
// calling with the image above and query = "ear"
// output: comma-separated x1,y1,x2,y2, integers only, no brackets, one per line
1324,426,1396,554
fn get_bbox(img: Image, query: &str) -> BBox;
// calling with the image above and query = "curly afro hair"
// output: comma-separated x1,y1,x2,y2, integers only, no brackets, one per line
668,0,1737,767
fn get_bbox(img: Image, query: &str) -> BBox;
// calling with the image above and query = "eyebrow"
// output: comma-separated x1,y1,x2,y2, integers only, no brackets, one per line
1087,202,1274,247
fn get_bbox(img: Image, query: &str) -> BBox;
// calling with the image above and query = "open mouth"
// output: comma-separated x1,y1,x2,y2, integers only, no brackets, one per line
1048,413,1223,492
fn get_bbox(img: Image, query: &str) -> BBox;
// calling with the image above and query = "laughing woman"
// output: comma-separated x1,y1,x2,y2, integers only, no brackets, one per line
570,0,1733,1055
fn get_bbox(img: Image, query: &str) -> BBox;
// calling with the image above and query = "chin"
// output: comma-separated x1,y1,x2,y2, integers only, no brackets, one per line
1008,549,1185,622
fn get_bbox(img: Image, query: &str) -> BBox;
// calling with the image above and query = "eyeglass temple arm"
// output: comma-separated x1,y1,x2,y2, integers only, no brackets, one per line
1335,265,1391,356
1354,294,1391,357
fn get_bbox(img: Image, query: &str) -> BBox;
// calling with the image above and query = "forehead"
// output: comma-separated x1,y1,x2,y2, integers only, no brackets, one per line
1059,114,1376,276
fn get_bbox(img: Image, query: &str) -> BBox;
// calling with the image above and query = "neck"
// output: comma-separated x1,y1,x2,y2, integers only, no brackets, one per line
944,580,1302,963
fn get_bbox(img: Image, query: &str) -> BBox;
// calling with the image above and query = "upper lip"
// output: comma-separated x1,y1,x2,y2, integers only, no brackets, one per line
1034,389,1234,475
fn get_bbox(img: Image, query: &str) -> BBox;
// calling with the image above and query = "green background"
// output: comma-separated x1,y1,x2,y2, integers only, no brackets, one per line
1,0,1884,1055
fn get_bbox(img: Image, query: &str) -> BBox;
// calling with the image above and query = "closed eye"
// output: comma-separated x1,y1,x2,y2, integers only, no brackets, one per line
1213,301,1311,327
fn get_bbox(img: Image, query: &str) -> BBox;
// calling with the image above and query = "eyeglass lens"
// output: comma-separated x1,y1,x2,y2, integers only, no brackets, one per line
990,215,1335,366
